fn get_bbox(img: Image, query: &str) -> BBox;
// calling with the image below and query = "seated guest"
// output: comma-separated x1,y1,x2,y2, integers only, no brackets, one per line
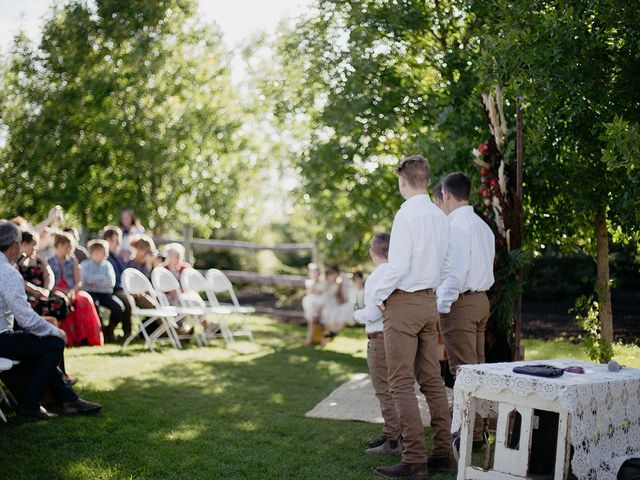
354,233,401,455
63,227,89,264
81,240,125,343
0,221,101,419
103,227,132,338
48,233,103,346
18,231,72,324
159,243,191,281
18,230,55,299
126,235,157,279
125,235,159,313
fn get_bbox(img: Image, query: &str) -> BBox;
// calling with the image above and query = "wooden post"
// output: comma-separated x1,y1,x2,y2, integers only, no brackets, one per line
514,103,524,360
311,242,320,267
183,225,194,265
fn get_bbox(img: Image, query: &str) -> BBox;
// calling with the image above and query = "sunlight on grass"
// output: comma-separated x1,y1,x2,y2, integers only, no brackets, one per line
524,338,640,368
2,316,638,480
164,424,206,442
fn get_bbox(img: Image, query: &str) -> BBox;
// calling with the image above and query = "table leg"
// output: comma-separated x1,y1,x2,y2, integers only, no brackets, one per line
457,396,477,480
554,410,570,480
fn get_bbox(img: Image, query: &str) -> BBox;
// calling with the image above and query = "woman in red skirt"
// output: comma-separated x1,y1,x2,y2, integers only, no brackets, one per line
48,232,103,346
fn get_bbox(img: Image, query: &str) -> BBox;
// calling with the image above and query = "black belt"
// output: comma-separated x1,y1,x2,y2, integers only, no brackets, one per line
367,332,384,340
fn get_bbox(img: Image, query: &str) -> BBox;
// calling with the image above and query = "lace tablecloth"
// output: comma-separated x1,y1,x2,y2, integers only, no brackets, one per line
452,359,640,480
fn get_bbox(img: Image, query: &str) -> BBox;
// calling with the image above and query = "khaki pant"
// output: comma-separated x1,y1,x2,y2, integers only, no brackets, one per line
440,292,490,374
383,290,453,463
440,291,490,440
367,336,401,440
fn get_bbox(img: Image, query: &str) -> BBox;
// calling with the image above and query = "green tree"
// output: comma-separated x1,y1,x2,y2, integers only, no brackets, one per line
262,0,489,261
0,0,243,233
478,0,640,353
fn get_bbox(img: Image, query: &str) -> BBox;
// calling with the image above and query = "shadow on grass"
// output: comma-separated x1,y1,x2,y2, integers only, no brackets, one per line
0,328,456,480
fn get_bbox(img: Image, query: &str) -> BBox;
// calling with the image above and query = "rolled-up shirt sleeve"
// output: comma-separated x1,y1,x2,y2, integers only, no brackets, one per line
437,225,471,314
2,269,62,337
372,214,412,306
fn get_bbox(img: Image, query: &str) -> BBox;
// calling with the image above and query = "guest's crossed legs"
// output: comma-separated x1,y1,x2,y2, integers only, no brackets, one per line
0,331,77,412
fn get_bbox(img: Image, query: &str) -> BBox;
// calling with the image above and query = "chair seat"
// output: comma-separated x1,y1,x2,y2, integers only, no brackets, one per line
202,305,234,315
132,307,179,317
219,304,255,314
0,358,14,371
173,306,205,316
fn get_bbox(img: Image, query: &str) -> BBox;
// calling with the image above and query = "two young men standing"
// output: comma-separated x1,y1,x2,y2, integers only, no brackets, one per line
361,155,495,478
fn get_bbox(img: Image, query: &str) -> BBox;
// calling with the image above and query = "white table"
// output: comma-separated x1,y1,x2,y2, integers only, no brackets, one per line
452,359,640,480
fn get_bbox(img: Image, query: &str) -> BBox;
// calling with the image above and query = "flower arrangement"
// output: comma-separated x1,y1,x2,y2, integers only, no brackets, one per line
474,86,529,360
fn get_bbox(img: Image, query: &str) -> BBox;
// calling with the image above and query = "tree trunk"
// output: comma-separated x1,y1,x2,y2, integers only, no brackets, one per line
80,209,89,245
595,208,613,343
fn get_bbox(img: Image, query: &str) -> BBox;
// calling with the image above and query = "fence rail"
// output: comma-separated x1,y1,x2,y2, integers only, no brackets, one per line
152,225,315,301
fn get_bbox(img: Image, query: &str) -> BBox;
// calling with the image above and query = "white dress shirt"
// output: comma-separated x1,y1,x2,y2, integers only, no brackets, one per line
354,262,390,333
437,205,495,314
0,252,62,337
372,194,449,306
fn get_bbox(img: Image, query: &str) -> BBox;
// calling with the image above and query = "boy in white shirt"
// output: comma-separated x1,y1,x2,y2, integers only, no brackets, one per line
354,233,401,455
371,155,455,478
437,172,495,445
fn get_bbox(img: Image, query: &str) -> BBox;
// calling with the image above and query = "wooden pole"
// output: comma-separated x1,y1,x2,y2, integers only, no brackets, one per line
514,102,524,360
183,225,194,265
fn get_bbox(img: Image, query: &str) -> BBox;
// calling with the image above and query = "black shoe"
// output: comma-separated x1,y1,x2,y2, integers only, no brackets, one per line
368,435,387,448
427,453,457,474
18,405,58,420
374,462,427,478
62,398,102,415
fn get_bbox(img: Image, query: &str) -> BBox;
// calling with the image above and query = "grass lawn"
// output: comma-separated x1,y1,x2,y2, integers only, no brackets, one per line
0,316,637,479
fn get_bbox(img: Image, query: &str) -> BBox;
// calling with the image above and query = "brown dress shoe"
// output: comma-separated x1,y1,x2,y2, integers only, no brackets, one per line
427,453,457,474
18,405,58,420
62,398,102,415
375,462,427,478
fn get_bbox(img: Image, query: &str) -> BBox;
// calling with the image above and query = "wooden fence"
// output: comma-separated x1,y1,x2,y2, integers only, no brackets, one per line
153,226,316,289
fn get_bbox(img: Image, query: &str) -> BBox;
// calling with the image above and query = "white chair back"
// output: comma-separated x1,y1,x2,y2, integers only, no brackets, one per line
206,269,241,307
122,268,161,309
152,267,187,308
180,267,209,294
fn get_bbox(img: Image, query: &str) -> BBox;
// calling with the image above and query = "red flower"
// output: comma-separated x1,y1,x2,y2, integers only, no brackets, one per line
478,143,489,154
480,167,490,176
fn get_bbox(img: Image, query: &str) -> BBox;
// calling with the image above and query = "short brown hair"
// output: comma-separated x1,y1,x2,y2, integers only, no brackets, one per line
432,180,443,200
371,233,390,259
102,226,122,241
129,235,155,253
53,232,74,248
88,239,109,254
395,155,431,189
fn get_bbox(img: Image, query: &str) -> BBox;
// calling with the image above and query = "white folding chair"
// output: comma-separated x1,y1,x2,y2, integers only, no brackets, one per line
205,269,255,342
121,268,181,351
180,268,235,345
151,267,207,347
0,358,17,422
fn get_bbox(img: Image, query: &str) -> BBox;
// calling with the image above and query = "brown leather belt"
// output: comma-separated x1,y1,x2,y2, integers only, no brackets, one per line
367,332,384,340
391,288,434,296
459,291,485,298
